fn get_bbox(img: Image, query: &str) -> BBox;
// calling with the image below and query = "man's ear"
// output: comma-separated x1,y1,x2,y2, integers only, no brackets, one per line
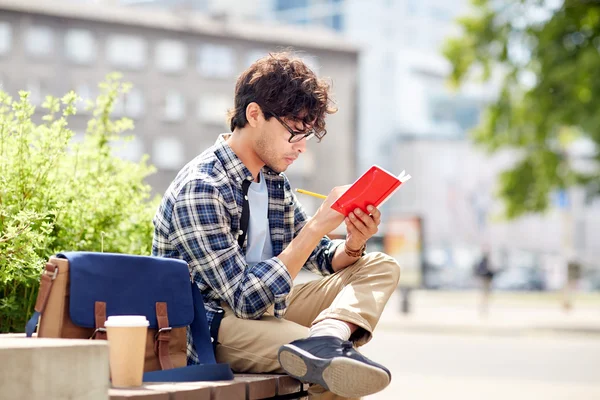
245,102,262,128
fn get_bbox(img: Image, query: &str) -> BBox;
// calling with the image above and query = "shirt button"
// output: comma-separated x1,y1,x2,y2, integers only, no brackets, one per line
210,337,214,343
238,230,243,235
244,195,248,200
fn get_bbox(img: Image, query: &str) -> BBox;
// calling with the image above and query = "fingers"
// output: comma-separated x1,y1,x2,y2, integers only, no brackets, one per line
346,207,379,237
324,185,351,206
366,205,381,225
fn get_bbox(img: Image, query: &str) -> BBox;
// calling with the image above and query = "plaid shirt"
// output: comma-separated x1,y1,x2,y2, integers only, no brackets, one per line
152,134,342,363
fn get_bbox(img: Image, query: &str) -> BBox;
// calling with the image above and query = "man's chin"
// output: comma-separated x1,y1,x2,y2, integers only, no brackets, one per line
267,163,286,174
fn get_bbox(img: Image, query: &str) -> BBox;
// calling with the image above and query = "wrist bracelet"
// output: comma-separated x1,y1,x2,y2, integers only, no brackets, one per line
344,242,366,258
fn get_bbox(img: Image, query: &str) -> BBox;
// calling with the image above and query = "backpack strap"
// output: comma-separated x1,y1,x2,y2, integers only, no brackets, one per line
237,179,251,248
154,302,174,370
142,282,233,382
92,301,107,340
26,262,59,337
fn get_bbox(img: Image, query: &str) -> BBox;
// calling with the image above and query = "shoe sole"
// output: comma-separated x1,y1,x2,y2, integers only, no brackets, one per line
278,344,390,398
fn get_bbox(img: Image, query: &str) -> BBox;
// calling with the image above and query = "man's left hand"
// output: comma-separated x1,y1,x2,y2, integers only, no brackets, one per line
345,205,380,250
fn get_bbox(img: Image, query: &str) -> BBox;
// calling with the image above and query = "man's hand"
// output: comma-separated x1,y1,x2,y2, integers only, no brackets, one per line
310,185,350,236
345,205,381,250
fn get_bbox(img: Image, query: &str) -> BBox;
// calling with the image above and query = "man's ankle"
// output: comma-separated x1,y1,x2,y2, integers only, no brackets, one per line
308,319,351,341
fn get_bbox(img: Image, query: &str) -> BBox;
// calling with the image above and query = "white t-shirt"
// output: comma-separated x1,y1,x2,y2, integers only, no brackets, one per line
245,171,274,266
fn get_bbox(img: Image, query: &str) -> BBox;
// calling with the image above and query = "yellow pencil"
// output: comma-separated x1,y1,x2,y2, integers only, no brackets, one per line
295,188,327,200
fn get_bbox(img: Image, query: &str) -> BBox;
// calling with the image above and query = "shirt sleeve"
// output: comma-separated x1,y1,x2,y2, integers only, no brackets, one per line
169,179,293,320
286,180,343,276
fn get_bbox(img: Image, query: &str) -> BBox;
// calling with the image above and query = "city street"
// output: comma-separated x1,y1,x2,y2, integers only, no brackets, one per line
361,330,600,400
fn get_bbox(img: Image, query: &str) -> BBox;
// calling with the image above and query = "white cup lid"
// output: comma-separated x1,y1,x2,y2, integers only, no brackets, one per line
104,315,149,327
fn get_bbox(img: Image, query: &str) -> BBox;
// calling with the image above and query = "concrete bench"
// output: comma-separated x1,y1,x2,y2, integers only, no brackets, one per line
0,335,307,400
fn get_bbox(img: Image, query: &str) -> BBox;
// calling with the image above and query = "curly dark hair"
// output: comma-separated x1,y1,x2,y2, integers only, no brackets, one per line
227,51,337,138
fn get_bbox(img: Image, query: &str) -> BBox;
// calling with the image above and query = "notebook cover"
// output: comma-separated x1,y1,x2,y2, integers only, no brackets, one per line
331,165,402,217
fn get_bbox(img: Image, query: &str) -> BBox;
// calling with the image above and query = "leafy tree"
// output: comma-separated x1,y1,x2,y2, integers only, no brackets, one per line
444,0,600,218
0,73,160,332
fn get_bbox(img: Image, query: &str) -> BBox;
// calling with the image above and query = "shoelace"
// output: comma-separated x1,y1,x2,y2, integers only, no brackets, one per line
341,341,354,350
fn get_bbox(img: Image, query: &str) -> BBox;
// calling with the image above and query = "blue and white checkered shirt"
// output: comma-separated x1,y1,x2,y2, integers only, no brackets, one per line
152,134,343,363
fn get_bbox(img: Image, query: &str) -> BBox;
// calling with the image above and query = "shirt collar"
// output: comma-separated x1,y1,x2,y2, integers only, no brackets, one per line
213,134,283,184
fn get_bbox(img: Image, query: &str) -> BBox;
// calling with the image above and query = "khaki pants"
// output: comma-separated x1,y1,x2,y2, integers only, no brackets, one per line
215,252,401,398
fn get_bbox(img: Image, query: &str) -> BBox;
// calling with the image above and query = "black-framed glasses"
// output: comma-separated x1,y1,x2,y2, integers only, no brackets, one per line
268,112,326,143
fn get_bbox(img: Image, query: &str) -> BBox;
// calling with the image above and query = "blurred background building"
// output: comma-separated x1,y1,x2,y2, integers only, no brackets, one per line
0,0,359,214
1,0,599,291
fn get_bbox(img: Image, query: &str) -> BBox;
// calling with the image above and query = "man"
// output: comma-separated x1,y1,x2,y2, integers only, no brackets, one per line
153,52,400,399
474,250,495,316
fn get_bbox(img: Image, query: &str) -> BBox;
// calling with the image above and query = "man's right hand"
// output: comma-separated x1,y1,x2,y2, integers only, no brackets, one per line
310,185,349,235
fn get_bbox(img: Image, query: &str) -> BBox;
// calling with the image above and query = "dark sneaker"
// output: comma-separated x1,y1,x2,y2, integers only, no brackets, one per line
277,336,391,398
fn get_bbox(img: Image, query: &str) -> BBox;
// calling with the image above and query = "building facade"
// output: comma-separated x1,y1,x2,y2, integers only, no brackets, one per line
0,0,359,216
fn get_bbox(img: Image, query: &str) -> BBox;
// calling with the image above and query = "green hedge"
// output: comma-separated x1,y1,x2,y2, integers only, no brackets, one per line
0,73,160,332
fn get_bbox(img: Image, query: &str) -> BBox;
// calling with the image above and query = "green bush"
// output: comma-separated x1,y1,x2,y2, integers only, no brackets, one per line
0,73,160,332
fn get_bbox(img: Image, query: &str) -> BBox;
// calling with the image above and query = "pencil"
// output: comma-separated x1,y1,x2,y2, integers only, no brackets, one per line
295,188,327,200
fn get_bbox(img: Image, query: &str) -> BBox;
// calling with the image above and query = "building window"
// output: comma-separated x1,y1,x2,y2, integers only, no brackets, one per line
275,0,308,11
65,29,96,65
197,44,235,78
125,88,145,118
112,136,144,162
329,14,344,32
26,79,46,106
111,87,145,118
155,39,187,73
406,0,419,15
75,83,95,113
113,94,125,116
197,94,231,126
25,26,54,58
428,94,482,137
0,22,11,55
164,91,186,121
152,137,184,170
106,35,147,70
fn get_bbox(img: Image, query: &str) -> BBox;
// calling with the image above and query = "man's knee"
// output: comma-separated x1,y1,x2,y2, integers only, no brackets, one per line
364,252,401,287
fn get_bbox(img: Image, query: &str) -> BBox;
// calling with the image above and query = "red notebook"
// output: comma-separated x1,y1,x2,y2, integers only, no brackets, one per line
331,165,411,217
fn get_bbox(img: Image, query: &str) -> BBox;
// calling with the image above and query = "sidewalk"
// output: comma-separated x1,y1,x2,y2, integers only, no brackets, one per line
377,289,600,337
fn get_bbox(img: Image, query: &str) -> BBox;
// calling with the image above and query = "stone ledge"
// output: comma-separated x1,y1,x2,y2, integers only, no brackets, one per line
0,337,109,400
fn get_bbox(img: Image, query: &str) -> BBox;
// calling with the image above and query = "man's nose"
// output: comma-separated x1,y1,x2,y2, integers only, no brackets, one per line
293,137,307,153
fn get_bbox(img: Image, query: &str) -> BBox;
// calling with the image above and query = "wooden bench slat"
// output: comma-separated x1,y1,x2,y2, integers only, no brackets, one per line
109,388,170,400
210,380,247,400
275,375,304,396
234,374,278,400
143,383,211,400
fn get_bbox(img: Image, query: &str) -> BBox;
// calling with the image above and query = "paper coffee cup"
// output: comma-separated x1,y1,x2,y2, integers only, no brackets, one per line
105,315,149,388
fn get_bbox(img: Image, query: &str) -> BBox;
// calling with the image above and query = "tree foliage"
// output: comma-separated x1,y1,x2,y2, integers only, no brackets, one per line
444,0,600,218
0,74,160,332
